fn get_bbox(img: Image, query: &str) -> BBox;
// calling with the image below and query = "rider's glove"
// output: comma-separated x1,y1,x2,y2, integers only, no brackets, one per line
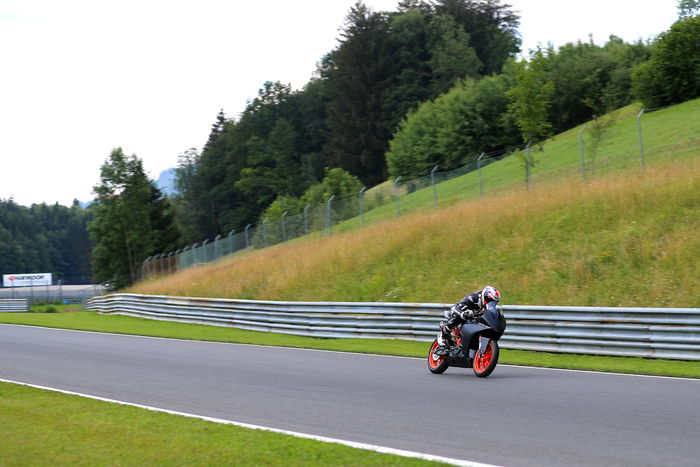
459,309,475,320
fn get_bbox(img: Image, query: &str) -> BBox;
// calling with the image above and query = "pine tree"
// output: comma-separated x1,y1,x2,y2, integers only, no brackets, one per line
323,2,396,185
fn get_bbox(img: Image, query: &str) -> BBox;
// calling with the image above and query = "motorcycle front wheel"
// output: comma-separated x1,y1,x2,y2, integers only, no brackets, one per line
473,340,499,378
428,339,449,374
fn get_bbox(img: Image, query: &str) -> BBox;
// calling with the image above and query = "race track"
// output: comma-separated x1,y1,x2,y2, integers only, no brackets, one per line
1,324,698,466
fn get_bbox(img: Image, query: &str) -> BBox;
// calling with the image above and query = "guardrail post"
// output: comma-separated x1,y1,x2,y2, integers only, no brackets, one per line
430,166,439,206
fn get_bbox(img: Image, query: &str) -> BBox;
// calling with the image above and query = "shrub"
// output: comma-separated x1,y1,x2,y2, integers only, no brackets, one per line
632,16,700,108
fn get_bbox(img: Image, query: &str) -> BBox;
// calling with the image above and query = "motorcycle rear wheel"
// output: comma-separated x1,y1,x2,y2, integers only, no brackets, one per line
473,340,499,378
428,339,449,374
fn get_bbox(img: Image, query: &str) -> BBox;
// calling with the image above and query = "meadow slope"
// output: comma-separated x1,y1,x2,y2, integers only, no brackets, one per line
131,156,700,308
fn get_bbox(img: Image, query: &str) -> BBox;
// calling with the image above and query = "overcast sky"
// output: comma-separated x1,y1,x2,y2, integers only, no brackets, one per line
0,0,679,206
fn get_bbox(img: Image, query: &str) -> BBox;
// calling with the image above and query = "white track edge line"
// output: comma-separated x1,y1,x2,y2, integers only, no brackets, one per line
2,323,698,381
0,377,498,467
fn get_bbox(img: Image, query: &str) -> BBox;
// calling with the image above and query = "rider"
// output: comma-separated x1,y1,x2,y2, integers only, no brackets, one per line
440,286,501,345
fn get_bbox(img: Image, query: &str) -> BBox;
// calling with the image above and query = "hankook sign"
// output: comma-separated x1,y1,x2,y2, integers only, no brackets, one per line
3,273,52,287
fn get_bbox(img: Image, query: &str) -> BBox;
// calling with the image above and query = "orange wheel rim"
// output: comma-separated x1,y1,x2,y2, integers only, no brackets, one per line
429,341,443,369
474,342,493,372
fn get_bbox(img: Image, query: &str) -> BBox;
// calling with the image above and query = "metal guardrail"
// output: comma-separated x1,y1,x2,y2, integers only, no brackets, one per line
0,299,29,312
86,294,700,361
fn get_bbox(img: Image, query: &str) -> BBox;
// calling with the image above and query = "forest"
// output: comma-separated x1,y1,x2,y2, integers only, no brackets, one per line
171,1,699,245
2,0,698,287
0,200,92,284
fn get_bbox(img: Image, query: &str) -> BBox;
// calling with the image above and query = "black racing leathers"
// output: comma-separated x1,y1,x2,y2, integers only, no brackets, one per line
442,291,484,343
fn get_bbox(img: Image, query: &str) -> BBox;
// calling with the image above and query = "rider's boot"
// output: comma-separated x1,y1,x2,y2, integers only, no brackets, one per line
440,322,453,347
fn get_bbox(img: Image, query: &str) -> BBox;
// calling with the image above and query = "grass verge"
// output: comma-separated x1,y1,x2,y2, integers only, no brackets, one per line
0,381,445,467
1,311,698,379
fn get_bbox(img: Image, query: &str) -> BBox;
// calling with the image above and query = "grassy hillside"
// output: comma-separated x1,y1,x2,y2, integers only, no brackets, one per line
317,99,700,232
131,99,700,308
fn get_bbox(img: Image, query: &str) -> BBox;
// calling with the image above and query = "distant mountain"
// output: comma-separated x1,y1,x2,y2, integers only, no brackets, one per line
75,169,177,208
156,168,178,196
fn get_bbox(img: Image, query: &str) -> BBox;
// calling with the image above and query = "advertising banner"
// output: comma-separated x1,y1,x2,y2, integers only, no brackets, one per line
3,273,52,287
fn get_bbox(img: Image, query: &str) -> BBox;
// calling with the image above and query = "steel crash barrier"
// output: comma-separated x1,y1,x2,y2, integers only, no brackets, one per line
0,299,29,312
86,294,700,361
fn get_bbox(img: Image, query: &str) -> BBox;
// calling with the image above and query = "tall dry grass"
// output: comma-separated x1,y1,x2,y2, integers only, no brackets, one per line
130,158,700,307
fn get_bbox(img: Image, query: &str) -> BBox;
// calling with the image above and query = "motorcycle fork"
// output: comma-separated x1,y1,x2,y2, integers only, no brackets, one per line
478,335,491,354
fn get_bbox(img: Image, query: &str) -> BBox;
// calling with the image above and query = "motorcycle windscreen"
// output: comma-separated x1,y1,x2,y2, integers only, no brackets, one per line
482,301,506,336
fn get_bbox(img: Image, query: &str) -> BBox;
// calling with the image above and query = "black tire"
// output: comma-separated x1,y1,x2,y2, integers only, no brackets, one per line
473,340,499,378
428,339,449,374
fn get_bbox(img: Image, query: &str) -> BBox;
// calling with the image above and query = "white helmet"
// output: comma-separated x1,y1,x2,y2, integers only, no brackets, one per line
481,286,500,306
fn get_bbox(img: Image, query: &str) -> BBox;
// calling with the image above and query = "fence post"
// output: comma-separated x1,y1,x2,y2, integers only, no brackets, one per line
175,249,182,272
281,211,288,242
476,153,485,197
578,124,588,179
180,246,188,269
430,165,439,206
201,239,209,263
190,243,198,264
358,187,367,225
228,229,236,256
245,224,251,248
141,256,151,280
303,204,310,235
325,196,335,234
637,108,645,167
262,218,269,247
394,176,402,216
525,142,532,190
214,234,222,260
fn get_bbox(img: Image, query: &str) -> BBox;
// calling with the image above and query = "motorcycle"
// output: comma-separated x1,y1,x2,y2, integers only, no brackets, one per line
427,301,506,378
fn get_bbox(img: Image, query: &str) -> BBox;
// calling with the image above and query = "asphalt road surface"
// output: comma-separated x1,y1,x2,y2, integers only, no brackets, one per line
1,324,698,466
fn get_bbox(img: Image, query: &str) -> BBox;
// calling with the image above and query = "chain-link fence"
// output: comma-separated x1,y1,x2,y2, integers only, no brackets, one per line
0,284,106,304
142,102,699,280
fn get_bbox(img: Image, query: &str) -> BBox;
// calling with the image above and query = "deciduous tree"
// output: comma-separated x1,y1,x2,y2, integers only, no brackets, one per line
88,148,179,288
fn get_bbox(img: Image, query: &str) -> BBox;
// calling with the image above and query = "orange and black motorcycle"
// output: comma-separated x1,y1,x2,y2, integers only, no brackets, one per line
427,301,506,378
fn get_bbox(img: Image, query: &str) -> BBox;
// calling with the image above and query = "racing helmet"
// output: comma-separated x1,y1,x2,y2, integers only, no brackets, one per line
481,286,500,306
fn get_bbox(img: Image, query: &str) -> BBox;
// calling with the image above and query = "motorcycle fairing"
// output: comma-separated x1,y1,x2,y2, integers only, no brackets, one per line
460,322,491,352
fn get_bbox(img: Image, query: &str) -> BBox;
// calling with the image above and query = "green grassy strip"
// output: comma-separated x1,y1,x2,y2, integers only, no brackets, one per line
0,382,445,467
2,311,699,378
